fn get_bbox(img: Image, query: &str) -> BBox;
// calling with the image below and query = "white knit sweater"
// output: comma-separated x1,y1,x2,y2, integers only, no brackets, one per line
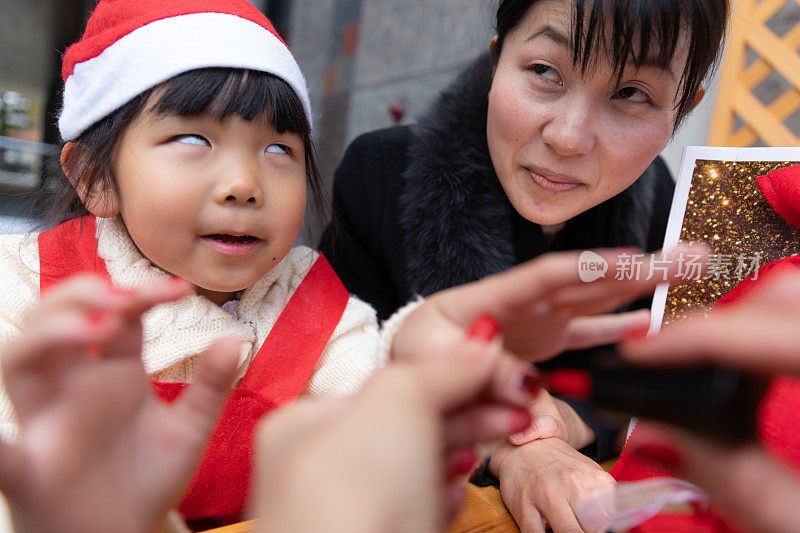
0,216,384,443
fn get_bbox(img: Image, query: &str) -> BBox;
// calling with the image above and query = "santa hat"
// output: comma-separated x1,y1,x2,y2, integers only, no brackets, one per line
59,0,311,141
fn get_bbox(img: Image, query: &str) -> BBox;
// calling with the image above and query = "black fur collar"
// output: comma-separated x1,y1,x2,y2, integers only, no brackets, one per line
398,53,657,297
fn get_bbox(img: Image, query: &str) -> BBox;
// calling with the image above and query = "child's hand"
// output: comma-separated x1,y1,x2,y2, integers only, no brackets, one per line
0,275,239,533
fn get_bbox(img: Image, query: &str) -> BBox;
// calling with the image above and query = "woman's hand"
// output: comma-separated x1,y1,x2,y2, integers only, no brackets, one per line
0,275,239,533
394,245,703,364
253,317,539,533
508,389,596,450
492,438,616,533
617,271,800,533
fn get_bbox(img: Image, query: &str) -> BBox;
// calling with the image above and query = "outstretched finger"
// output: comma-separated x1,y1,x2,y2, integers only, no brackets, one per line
170,338,241,441
3,308,117,375
25,275,122,318
620,311,800,375
99,278,194,360
121,277,193,320
444,404,531,448
485,352,543,407
434,250,617,327
549,244,708,315
562,310,650,352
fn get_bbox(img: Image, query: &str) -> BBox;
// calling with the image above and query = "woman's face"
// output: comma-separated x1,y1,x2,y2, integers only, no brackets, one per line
487,0,690,226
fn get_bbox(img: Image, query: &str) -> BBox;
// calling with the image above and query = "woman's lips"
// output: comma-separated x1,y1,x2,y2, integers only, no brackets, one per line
202,234,260,256
527,169,582,193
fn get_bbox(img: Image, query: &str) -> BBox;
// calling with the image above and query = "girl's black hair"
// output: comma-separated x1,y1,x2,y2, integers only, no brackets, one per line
51,68,326,230
492,0,730,123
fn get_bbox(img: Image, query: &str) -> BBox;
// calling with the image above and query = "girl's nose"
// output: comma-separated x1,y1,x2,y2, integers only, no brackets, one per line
214,167,264,207
541,98,596,157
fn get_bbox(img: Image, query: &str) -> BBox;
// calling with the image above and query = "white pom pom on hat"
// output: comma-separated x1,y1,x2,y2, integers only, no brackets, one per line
59,0,311,141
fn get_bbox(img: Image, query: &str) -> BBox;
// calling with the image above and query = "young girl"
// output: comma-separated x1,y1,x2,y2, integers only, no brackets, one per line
0,0,382,526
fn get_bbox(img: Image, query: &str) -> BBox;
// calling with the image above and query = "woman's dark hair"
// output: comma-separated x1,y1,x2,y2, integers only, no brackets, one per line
50,68,326,230
492,0,730,123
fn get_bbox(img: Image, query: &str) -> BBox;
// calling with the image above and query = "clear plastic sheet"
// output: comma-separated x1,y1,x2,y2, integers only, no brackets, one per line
575,478,709,532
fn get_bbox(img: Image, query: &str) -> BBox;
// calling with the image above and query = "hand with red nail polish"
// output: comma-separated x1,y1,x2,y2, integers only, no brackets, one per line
393,244,707,367
253,314,537,533
0,274,239,533
617,270,800,533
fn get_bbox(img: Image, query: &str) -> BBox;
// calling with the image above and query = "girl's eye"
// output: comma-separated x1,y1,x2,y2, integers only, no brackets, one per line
266,144,290,155
531,63,560,83
175,134,210,147
616,86,649,104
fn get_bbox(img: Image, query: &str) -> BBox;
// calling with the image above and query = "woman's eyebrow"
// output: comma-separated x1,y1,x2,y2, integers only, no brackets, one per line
525,25,677,83
526,25,571,48
625,59,677,82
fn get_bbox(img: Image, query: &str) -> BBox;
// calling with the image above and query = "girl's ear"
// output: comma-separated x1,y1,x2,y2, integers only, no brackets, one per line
489,35,498,55
60,142,121,218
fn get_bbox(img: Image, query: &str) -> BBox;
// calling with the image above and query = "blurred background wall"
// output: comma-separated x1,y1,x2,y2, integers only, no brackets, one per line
5,0,798,231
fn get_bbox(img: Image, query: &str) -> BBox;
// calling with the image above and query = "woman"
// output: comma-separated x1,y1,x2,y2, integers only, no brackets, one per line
320,0,729,530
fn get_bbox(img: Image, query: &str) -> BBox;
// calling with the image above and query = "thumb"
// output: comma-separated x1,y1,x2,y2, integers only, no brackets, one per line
508,415,565,445
171,337,240,439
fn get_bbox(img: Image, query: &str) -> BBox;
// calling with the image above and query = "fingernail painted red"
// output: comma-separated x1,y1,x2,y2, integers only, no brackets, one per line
107,286,132,306
546,369,592,400
448,449,479,477
631,443,683,470
522,371,543,395
86,309,106,327
622,327,650,342
110,286,132,297
86,344,101,361
466,314,500,343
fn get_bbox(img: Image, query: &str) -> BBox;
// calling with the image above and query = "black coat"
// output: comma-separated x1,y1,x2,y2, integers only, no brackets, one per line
319,54,675,463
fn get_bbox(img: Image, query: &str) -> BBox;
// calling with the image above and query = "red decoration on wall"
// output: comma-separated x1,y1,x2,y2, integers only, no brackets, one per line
389,99,405,122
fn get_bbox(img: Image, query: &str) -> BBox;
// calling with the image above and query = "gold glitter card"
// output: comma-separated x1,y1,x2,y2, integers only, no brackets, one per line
650,147,800,330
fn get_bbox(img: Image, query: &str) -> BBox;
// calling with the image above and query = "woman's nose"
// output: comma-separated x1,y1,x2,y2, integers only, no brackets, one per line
214,166,264,207
541,98,596,157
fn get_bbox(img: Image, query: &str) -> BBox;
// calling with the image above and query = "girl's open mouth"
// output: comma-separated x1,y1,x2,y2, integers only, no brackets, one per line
202,234,261,255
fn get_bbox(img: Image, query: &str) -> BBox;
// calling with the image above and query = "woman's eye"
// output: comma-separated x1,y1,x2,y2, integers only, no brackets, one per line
616,86,649,104
175,134,210,147
531,63,560,83
266,144,290,155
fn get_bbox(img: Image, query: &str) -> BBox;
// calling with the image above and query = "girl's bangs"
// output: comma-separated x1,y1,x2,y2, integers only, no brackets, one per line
150,68,309,136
